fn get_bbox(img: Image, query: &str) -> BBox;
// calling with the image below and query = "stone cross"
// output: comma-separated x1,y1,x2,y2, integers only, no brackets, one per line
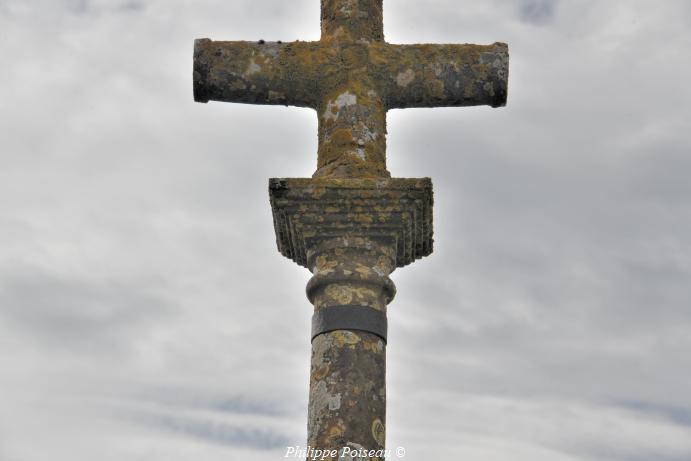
194,1,508,459
194,0,507,179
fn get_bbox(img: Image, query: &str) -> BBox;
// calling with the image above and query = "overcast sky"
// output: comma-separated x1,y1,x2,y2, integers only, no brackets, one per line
1,0,690,460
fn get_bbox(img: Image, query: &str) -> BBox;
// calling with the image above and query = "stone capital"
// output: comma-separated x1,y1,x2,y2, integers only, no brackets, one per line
269,177,434,271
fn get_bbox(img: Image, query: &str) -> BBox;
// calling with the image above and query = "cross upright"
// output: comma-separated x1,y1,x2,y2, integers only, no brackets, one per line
194,1,508,458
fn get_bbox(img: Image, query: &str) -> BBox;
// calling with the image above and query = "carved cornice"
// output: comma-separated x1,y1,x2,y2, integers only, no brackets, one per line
269,178,433,269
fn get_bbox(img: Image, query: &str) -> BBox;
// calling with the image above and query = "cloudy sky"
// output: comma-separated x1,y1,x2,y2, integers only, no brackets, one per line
1,0,690,460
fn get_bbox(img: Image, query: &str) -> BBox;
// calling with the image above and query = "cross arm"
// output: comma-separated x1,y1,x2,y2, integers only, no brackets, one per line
379,42,509,110
193,39,321,108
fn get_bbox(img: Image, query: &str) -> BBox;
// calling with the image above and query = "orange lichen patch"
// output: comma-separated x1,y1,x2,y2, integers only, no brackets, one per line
341,44,369,70
374,256,391,276
330,128,355,146
373,205,396,213
316,255,338,275
362,338,385,354
312,363,331,381
325,284,354,304
352,213,374,224
349,286,379,302
305,185,327,199
327,419,346,439
332,330,361,347
355,264,373,277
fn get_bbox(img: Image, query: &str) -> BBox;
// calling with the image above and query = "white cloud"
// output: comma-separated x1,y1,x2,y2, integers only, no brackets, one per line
1,1,690,459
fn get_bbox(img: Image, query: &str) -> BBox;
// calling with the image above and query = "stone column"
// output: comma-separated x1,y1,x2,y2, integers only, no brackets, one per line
269,177,433,461
305,237,395,457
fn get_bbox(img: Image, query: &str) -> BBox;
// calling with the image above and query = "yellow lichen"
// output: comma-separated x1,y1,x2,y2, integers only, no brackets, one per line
332,330,361,346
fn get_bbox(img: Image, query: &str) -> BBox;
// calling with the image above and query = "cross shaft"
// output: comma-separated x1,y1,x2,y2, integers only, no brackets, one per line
194,0,508,178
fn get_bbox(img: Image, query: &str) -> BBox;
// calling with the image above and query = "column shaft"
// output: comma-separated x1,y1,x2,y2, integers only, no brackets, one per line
305,237,395,460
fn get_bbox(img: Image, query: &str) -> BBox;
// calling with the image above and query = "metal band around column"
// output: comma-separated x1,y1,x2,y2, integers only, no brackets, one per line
311,306,388,344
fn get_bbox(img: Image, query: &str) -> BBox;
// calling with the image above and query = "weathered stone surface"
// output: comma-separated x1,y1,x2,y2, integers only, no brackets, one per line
269,178,433,460
194,0,509,179
306,237,393,460
270,178,429,459
269,178,433,269
194,2,510,459
321,0,384,43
